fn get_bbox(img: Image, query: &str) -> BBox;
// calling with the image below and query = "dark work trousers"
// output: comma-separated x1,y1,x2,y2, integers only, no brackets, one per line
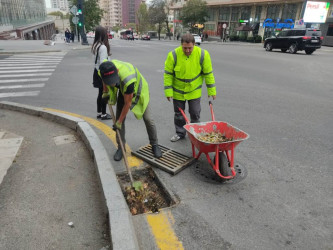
173,98,201,138
116,92,158,147
97,86,107,115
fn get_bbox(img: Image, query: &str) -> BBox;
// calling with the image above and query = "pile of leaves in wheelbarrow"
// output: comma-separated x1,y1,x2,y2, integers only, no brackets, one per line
198,131,233,143
117,167,174,215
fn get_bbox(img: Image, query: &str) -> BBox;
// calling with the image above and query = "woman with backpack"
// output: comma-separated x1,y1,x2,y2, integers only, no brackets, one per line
91,26,112,120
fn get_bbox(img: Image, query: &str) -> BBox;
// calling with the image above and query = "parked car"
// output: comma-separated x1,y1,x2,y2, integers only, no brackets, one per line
264,28,323,54
141,34,150,40
192,34,202,45
133,33,139,40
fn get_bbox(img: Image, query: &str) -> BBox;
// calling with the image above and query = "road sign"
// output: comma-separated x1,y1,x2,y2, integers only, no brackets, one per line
70,6,78,15
222,23,227,29
72,16,79,24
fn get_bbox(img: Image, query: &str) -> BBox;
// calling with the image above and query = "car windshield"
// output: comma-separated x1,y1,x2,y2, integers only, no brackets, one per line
306,30,321,36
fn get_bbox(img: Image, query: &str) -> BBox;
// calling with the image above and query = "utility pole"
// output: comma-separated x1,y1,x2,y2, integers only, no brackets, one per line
78,0,89,45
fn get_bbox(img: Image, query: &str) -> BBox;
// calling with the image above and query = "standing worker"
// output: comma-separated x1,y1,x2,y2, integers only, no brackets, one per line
91,26,112,120
99,60,162,161
164,33,216,142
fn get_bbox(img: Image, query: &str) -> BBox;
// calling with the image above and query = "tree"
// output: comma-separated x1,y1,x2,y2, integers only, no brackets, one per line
180,0,208,33
136,2,149,34
148,0,167,40
70,0,104,33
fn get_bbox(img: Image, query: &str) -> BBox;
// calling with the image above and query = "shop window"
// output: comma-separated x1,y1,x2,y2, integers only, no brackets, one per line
255,6,262,22
241,6,251,20
205,24,215,31
267,5,280,20
281,3,297,20
219,7,230,21
206,9,215,21
327,26,333,36
231,7,239,21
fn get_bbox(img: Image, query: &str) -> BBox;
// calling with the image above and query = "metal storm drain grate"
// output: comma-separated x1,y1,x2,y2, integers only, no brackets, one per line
131,144,195,175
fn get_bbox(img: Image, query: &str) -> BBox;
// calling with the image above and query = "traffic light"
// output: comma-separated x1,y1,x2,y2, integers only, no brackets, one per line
78,4,82,14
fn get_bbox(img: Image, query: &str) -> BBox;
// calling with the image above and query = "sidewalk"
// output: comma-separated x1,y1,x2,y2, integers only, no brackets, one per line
0,101,139,250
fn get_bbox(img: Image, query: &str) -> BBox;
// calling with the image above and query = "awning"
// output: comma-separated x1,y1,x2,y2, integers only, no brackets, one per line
235,25,253,31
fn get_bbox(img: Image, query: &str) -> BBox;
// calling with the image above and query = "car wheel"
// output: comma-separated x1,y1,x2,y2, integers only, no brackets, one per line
265,42,273,51
305,49,315,55
289,44,298,54
197,43,200,46
281,49,287,53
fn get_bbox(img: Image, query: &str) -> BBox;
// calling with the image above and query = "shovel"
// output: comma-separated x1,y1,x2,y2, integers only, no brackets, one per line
108,104,142,190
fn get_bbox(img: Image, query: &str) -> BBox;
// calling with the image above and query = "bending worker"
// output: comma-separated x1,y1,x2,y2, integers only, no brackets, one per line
99,60,162,161
164,33,216,142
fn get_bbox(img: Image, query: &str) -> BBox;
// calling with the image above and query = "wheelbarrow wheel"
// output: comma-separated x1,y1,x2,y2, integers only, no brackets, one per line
214,152,232,181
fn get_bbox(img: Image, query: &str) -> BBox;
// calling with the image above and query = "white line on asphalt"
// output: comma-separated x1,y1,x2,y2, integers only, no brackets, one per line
0,91,40,98
0,69,55,73
0,73,52,78
0,78,48,83
3,58,62,62
0,66,57,70
0,83,45,89
12,56,64,59
0,62,59,65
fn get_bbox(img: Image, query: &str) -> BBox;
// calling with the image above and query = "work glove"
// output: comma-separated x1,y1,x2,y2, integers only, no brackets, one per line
112,121,122,131
102,92,109,103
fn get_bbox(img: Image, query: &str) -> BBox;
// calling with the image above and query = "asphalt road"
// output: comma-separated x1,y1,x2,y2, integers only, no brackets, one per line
1,39,332,249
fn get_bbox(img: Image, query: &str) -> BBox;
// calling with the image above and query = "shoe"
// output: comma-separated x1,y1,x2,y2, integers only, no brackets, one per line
97,113,102,119
114,148,123,161
101,114,112,120
152,144,162,158
170,134,184,142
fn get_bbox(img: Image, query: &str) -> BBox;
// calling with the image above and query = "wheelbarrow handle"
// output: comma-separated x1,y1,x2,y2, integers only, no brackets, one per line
178,107,190,124
209,101,216,121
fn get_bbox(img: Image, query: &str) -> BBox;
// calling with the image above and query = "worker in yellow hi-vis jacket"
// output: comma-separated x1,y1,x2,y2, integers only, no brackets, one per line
164,33,216,142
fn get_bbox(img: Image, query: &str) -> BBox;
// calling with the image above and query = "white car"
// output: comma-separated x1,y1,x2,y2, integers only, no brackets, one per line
192,34,202,45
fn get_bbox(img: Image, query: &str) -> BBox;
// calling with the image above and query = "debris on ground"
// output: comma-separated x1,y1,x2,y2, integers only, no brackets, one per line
197,131,233,143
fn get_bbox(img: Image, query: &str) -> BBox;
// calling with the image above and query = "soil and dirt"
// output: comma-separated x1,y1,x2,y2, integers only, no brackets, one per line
117,167,175,215
198,131,233,143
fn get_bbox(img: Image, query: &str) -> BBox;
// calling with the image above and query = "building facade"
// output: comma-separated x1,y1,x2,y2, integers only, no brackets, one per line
171,0,333,46
0,0,55,40
122,0,141,25
51,0,69,13
100,0,122,29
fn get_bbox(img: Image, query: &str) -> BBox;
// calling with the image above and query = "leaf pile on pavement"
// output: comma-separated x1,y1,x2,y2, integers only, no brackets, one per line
198,131,233,143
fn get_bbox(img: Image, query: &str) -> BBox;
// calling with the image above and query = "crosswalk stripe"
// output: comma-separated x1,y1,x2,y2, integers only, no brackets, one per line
0,69,55,73
0,83,45,90
0,61,59,66
12,56,64,59
0,66,57,70
0,73,52,78
0,78,49,83
0,91,40,98
3,59,62,62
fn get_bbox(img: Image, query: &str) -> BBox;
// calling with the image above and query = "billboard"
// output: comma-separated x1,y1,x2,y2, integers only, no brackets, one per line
303,1,330,23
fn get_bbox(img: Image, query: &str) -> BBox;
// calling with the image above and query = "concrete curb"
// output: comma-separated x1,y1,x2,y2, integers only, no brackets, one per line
0,101,139,250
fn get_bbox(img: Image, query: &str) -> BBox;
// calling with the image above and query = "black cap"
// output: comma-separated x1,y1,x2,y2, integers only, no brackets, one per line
99,61,120,86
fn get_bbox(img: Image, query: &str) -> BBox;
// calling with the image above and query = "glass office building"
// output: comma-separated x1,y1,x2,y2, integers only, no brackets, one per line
0,0,47,29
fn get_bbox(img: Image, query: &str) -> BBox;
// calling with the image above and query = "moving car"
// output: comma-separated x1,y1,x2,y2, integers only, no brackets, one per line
141,34,150,40
192,34,202,45
264,28,323,54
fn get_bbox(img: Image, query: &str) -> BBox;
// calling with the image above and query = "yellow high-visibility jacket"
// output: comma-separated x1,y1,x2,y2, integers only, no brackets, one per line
164,46,216,101
103,60,150,120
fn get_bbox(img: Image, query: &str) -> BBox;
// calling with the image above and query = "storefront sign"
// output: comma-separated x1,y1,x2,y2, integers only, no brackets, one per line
303,1,330,23
263,19,294,29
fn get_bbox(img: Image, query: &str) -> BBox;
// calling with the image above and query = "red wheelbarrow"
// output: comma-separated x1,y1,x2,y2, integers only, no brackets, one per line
179,101,249,180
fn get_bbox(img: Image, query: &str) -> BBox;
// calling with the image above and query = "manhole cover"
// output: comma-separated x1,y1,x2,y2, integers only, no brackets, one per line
53,134,76,145
131,144,195,175
193,162,248,185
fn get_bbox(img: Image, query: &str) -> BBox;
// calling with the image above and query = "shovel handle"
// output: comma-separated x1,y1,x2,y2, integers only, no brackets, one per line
178,107,190,124
209,101,215,121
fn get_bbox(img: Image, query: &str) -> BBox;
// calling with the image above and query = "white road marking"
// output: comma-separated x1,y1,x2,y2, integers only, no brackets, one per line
0,69,55,73
0,66,57,70
0,78,49,83
0,83,45,89
0,62,59,65
0,91,40,98
0,73,52,78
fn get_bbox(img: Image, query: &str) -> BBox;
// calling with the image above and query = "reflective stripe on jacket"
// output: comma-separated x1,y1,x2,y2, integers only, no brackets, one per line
107,60,150,120
164,46,216,101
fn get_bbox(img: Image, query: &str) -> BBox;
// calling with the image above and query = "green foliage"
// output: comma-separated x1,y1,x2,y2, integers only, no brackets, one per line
48,11,64,17
148,0,167,39
136,3,149,34
229,35,239,41
70,0,104,32
133,181,143,191
180,0,208,33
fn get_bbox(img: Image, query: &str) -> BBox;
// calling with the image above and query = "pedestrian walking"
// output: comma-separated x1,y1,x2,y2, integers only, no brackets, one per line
91,26,112,120
99,60,162,161
164,33,216,142
65,28,71,43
